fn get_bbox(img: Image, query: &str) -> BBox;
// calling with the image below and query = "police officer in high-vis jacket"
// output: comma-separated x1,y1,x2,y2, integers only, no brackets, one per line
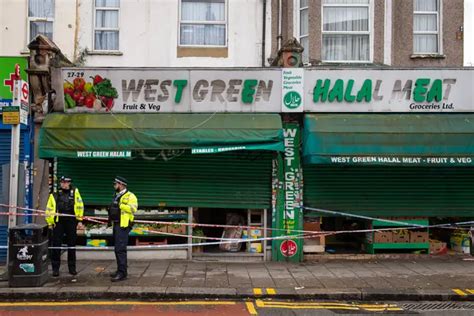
46,176,84,277
108,176,138,282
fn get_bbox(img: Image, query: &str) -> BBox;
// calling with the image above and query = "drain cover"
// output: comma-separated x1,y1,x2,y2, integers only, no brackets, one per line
402,302,474,311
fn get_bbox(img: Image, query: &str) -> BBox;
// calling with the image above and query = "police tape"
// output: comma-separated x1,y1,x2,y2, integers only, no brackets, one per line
1,203,472,241
13,214,472,251
0,231,329,250
0,203,438,234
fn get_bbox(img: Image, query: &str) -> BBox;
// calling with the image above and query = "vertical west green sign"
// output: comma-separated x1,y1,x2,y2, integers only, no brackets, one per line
273,122,303,262
0,57,28,112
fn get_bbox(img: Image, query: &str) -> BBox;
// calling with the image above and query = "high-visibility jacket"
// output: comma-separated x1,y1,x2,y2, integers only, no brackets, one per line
115,191,138,228
45,188,84,225
112,191,138,227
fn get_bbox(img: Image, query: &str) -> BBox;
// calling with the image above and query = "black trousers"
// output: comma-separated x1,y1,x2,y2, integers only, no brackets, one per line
113,223,130,276
51,218,77,272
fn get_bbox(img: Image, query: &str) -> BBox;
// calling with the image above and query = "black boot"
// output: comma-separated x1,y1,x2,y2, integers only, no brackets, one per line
111,274,127,282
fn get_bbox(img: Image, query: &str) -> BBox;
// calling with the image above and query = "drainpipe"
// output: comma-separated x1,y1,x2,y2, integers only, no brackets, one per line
277,0,282,50
73,0,80,62
261,0,267,67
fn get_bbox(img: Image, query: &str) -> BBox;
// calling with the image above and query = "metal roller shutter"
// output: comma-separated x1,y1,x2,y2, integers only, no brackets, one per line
304,165,474,217
58,151,273,209
0,129,28,262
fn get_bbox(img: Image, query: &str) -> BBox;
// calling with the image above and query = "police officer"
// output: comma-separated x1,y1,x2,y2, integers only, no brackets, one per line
108,176,138,282
46,176,84,277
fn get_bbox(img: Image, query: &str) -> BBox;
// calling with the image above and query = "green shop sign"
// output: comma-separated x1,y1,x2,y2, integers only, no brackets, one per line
304,69,473,112
312,78,444,103
273,122,303,262
320,156,474,166
0,57,28,114
76,151,132,158
191,142,284,154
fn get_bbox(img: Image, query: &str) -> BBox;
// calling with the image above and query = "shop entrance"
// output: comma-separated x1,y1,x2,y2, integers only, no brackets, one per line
191,208,268,261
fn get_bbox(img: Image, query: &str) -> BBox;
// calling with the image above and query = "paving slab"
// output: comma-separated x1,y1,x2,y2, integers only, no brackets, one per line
0,257,473,301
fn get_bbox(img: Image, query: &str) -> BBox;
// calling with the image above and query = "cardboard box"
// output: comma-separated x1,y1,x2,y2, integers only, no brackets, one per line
374,231,393,243
450,233,470,253
250,229,262,238
392,231,410,243
86,239,107,247
409,231,429,243
243,229,263,239
168,225,186,235
304,221,321,232
249,242,262,253
430,240,448,255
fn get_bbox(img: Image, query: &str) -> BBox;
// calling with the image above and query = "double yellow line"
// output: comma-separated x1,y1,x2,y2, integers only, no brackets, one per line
453,288,474,296
253,299,402,312
253,288,276,295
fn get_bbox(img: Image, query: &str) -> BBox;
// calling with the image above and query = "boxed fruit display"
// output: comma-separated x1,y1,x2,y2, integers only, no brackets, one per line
392,230,410,243
87,239,107,247
374,231,393,243
409,231,429,243
450,231,470,254
167,223,187,235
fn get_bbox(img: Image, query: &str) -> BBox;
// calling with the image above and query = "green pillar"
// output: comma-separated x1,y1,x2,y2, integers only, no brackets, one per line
273,122,303,262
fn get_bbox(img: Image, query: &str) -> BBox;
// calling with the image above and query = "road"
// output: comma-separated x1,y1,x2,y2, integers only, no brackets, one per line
0,300,473,315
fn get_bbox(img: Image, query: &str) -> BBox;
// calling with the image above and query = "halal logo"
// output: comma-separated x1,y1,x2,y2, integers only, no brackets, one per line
17,246,33,260
280,239,298,257
283,91,302,109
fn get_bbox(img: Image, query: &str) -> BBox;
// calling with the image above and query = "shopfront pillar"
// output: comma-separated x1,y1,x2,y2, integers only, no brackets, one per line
272,39,304,262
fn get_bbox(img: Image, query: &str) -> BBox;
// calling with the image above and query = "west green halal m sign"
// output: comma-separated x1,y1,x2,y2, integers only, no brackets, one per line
60,68,474,113
304,69,473,112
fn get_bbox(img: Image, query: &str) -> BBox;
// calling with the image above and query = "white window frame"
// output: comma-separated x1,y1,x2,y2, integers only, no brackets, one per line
321,0,374,63
178,0,228,48
93,0,120,52
294,0,310,64
413,0,442,55
27,0,55,43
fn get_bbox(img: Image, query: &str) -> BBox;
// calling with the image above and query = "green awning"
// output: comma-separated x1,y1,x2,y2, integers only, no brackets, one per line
303,114,474,166
39,113,284,158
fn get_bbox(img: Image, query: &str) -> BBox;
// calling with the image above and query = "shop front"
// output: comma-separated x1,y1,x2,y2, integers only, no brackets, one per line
301,69,474,255
38,112,284,260
36,66,474,260
37,67,292,260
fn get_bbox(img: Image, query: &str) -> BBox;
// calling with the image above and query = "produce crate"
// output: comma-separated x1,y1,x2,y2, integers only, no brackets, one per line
135,238,167,246
366,219,430,254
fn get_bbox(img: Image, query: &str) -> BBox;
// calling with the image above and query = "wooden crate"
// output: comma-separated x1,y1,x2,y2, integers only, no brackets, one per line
303,235,326,253
135,238,167,246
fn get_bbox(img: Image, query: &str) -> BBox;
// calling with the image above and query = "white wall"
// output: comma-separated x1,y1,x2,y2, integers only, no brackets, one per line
80,0,266,67
1,0,267,67
0,0,29,55
0,0,76,60
465,0,474,66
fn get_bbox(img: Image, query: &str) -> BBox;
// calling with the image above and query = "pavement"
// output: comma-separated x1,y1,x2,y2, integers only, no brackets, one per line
1,256,474,302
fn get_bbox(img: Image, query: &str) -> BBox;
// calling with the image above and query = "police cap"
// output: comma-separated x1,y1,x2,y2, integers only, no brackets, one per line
114,176,128,186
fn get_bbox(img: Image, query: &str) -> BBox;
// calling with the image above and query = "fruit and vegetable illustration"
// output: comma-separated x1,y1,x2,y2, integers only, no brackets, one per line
63,74,118,112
